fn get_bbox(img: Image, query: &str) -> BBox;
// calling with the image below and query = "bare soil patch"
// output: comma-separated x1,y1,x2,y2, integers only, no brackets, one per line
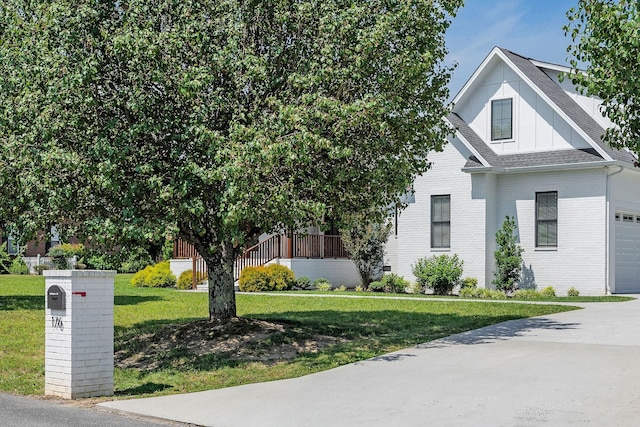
115,317,344,371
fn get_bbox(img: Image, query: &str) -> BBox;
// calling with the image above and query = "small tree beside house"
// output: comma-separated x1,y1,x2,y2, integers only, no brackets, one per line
493,216,524,294
340,217,392,290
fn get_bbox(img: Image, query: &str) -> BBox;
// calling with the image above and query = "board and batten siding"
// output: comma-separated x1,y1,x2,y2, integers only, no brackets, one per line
394,136,488,286
457,58,591,155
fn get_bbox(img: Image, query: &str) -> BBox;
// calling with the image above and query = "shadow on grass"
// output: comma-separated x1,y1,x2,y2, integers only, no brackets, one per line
116,382,173,396
0,295,163,311
0,296,44,310
116,308,575,373
114,295,163,306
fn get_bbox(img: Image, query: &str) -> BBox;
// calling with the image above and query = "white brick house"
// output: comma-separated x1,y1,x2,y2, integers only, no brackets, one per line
385,47,640,295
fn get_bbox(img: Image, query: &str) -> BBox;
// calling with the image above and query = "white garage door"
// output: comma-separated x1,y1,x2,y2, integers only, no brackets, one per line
615,213,640,293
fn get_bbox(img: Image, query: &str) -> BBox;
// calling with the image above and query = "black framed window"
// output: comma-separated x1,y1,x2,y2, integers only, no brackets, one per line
491,98,513,140
536,192,557,247
431,195,450,248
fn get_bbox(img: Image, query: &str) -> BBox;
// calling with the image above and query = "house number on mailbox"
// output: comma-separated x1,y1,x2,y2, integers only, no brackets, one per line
51,316,64,330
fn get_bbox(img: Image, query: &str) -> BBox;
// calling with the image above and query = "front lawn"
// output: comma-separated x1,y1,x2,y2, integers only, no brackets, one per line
1,274,580,398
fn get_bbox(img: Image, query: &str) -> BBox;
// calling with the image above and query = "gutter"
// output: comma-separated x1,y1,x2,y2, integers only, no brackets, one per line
501,160,616,174
461,166,494,173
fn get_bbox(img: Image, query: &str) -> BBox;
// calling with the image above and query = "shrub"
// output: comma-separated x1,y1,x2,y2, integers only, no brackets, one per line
267,264,295,291
459,287,506,299
461,277,478,289
131,265,154,287
355,285,364,292
368,281,385,292
567,287,580,297
459,287,479,298
379,274,410,293
513,289,542,299
313,278,332,291
409,282,423,294
238,264,296,292
334,285,347,292
8,256,29,275
295,276,312,289
131,261,176,288
493,216,524,293
238,266,270,292
47,243,85,269
312,277,332,291
176,269,208,290
481,289,507,299
146,261,176,288
540,286,556,297
412,254,464,295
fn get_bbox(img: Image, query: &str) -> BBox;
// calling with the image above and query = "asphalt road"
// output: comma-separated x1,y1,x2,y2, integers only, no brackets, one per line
0,392,192,427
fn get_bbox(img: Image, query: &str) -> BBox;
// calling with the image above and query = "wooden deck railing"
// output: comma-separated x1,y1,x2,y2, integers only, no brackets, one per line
234,234,284,278
173,234,349,283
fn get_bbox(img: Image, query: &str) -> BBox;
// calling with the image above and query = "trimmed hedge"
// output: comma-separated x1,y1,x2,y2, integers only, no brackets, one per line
238,264,295,292
131,261,176,288
176,269,208,290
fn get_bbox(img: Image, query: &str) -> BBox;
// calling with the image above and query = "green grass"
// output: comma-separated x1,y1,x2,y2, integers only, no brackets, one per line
0,274,584,398
274,289,635,303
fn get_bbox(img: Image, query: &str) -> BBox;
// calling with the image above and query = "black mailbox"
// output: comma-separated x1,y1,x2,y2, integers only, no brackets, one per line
47,285,66,311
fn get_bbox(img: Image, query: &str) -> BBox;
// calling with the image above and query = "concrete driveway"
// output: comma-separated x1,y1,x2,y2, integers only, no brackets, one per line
101,297,640,427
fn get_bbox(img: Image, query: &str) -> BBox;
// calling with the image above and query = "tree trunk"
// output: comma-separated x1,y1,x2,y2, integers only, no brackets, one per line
202,241,237,320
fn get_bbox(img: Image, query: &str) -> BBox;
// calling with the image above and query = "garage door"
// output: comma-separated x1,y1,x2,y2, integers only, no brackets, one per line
615,213,640,293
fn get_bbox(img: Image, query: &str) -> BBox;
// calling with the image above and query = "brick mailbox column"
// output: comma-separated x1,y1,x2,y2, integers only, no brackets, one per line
44,270,116,399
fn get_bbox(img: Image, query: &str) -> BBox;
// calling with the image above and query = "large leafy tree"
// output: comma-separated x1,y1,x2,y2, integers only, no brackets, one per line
0,0,461,320
565,0,640,154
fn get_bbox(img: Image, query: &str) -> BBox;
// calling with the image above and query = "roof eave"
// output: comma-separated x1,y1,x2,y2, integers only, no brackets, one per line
501,160,616,174
461,166,494,173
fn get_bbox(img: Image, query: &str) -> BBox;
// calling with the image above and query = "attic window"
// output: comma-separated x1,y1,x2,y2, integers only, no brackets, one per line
491,98,513,140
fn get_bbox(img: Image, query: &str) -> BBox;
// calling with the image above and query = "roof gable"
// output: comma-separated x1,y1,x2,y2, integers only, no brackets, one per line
498,48,635,164
450,47,636,167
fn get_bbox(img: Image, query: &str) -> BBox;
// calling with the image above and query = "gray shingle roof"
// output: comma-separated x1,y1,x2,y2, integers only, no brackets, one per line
448,112,607,171
499,148,604,169
499,48,636,164
448,48,636,172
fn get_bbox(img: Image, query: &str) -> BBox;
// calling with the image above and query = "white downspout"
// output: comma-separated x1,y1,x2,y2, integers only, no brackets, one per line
605,165,624,295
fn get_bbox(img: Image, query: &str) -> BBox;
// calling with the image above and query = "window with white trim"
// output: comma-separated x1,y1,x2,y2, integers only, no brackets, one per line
491,98,513,140
431,195,450,248
536,192,557,247
6,235,19,255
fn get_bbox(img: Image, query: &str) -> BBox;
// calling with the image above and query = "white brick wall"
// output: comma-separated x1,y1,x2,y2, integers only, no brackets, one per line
44,270,116,399
170,258,193,280
495,168,608,296
275,259,361,288
395,137,488,286
393,137,611,295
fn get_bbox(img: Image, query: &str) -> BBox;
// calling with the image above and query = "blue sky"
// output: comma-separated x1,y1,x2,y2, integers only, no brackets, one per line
445,0,579,97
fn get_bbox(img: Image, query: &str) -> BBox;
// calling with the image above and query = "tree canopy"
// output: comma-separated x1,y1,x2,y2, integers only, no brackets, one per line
0,0,462,319
566,0,640,155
